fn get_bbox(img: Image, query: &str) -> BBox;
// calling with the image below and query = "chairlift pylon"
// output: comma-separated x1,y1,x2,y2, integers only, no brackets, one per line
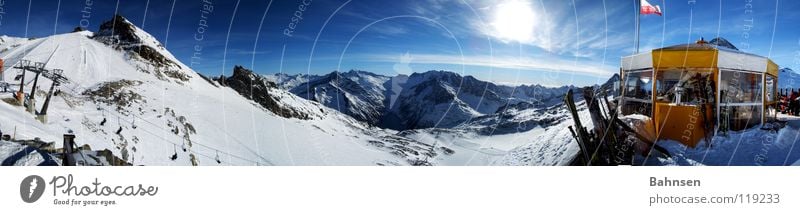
215,150,221,164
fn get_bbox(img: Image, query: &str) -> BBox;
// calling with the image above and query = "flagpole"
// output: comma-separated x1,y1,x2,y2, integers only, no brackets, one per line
635,0,641,54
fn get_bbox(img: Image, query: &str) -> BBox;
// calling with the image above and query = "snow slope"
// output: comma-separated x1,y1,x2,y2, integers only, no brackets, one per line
397,100,592,166
641,115,800,166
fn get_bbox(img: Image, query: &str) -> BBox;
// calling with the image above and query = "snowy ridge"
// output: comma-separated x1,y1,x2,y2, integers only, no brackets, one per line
290,70,390,124
263,73,320,90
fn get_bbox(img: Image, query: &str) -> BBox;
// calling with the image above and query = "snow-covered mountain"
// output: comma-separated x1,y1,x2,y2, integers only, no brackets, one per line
0,15,461,166
709,37,738,50
270,70,577,130
289,70,390,125
263,73,320,90
779,68,800,89
261,69,594,165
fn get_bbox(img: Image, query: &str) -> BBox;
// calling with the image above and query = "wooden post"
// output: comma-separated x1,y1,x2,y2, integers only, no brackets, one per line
62,134,75,166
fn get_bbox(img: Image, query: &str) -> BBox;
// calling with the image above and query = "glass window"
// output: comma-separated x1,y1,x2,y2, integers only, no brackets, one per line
623,70,653,101
719,105,762,131
655,69,714,105
621,70,653,116
719,70,764,131
720,71,763,104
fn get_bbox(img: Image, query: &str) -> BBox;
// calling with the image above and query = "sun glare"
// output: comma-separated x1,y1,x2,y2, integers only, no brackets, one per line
491,0,536,43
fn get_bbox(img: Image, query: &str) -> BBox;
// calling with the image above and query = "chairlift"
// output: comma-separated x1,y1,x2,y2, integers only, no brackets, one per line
170,145,178,161
100,108,107,126
115,117,123,134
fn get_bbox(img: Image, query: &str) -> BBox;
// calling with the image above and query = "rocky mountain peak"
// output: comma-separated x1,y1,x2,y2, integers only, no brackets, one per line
709,37,738,50
224,65,305,119
96,15,142,45
232,65,257,80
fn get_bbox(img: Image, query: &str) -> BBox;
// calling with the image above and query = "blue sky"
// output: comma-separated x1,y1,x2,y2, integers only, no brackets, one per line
0,0,798,87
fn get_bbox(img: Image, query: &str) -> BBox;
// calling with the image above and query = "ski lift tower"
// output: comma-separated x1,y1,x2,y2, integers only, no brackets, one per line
27,62,45,114
14,59,30,106
37,68,66,124
13,60,46,113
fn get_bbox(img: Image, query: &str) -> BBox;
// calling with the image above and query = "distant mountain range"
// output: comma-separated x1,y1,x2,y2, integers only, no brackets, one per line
265,70,583,130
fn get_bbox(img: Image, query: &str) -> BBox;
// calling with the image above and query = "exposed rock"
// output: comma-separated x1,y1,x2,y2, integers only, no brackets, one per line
95,14,145,47
136,45,181,69
82,80,144,113
223,65,309,120
709,37,738,50
93,14,186,82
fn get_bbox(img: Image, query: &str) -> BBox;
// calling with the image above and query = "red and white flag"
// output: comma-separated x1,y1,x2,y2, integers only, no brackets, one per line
640,0,662,16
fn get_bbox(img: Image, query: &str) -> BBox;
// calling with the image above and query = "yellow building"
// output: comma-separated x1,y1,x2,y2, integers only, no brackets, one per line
620,39,779,147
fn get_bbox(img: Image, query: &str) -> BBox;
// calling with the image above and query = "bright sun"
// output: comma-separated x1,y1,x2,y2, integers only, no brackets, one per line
491,0,536,43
